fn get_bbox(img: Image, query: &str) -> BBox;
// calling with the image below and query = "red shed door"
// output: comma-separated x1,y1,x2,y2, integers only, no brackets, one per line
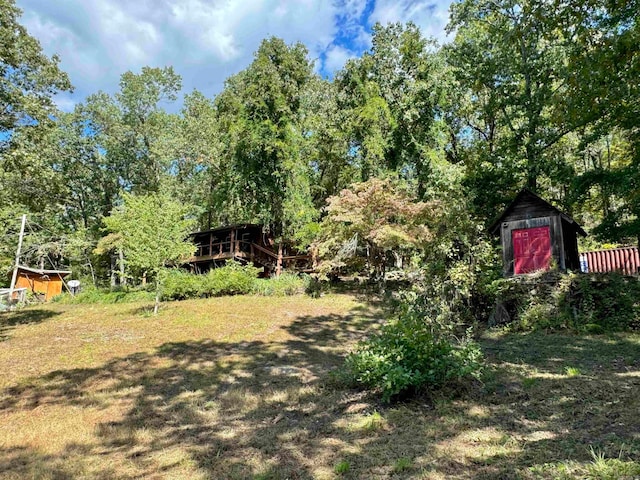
512,226,551,274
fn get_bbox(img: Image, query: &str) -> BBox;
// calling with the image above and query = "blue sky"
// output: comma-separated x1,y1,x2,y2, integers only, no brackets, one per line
17,0,454,111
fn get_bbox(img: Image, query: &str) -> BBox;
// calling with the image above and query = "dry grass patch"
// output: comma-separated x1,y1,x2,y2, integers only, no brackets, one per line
1,294,640,478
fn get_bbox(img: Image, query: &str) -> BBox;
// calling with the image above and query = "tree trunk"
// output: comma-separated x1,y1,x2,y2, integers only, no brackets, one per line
118,248,126,285
276,243,283,276
86,259,96,286
110,254,116,288
154,279,160,315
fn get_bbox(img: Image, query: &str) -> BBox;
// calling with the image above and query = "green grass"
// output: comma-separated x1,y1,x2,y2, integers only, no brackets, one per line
564,366,581,377
1,295,639,479
334,460,351,474
393,457,412,472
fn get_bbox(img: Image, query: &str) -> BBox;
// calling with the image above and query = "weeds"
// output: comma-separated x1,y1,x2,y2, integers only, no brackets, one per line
393,457,412,472
334,460,350,474
565,366,581,377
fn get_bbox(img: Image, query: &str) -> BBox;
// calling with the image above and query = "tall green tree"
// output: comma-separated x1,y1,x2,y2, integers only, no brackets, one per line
336,23,446,197
0,0,72,261
445,0,585,217
77,67,182,197
103,193,195,313
558,0,640,245
116,66,182,192
214,38,317,252
172,90,223,229
299,77,354,207
0,0,71,150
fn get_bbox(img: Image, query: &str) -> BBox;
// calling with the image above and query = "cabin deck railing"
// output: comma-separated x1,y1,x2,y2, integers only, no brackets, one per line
187,239,309,265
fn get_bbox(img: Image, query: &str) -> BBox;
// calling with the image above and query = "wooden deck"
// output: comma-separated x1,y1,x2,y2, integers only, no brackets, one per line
187,238,310,272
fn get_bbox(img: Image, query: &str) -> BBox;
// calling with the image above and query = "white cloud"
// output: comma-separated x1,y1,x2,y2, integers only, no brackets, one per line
16,0,339,107
324,44,357,72
369,0,452,44
14,0,454,111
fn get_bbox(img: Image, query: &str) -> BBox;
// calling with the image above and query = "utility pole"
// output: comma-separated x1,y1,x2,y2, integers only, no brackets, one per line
8,214,27,306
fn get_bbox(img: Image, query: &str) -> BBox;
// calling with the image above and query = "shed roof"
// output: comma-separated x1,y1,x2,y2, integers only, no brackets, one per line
14,265,72,277
489,189,587,237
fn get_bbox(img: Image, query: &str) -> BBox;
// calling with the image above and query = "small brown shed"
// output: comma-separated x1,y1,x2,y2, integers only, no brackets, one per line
490,190,586,276
12,265,71,301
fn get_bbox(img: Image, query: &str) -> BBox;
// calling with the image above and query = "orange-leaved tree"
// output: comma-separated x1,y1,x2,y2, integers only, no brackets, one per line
313,177,440,281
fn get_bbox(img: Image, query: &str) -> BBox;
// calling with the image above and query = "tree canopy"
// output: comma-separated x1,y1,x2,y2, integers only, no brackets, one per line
103,192,195,313
1,0,638,286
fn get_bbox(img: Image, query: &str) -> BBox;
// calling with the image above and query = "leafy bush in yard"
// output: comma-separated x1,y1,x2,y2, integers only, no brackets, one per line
253,272,310,296
345,301,483,402
162,269,202,300
54,285,155,304
489,272,640,332
162,262,309,299
56,264,311,303
201,261,261,296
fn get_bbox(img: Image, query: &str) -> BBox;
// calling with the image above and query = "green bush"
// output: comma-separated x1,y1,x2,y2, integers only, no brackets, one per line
162,269,202,300
54,286,155,304
345,306,483,402
253,272,309,296
59,263,312,304
201,261,261,296
489,272,640,332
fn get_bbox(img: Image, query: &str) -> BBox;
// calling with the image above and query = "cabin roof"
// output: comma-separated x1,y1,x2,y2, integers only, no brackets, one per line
189,224,263,237
489,189,587,237
14,265,72,276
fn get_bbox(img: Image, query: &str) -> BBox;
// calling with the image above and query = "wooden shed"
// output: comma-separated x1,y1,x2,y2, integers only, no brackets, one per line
12,265,71,301
489,190,586,276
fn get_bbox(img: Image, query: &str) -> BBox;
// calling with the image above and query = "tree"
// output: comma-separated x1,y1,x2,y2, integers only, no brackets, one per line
445,0,584,217
557,0,640,246
0,0,72,260
314,177,439,280
171,90,224,229
214,37,317,265
0,0,71,151
299,77,354,208
116,66,182,192
103,193,195,314
336,23,446,197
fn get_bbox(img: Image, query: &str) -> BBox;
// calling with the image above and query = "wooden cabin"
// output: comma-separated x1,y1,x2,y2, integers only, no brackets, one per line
186,224,310,275
12,265,71,301
490,190,586,276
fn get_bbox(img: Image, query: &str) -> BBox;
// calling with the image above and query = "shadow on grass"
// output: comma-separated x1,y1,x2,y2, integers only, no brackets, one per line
1,302,639,478
0,308,60,342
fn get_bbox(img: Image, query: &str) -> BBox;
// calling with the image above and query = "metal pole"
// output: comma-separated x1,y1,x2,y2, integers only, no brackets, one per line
8,214,27,305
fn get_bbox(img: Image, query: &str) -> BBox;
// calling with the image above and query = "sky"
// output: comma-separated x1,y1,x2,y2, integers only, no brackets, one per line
16,0,454,111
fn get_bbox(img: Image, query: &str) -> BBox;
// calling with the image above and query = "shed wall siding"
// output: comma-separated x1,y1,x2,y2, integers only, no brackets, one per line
500,197,558,224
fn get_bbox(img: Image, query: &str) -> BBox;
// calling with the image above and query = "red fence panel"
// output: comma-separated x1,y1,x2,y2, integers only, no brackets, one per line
581,247,640,275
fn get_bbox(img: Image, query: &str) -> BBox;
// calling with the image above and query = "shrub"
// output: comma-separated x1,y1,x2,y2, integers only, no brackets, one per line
54,285,155,304
201,261,261,296
345,303,483,402
253,272,309,296
60,263,312,304
489,272,640,332
334,460,350,474
162,269,202,300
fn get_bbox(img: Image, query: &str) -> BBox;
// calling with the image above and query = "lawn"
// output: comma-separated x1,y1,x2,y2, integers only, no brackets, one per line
1,293,639,479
